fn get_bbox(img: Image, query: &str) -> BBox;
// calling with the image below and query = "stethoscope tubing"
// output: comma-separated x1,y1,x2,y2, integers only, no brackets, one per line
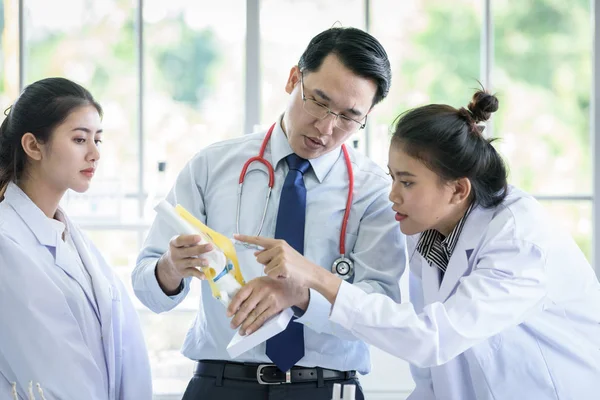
236,123,355,278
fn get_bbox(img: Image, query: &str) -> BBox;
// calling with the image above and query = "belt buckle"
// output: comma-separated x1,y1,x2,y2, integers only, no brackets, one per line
256,364,292,385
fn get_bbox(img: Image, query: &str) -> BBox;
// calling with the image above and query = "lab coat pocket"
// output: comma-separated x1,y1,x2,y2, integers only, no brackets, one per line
109,283,125,360
469,327,558,400
109,284,122,302
109,283,124,320
469,332,503,364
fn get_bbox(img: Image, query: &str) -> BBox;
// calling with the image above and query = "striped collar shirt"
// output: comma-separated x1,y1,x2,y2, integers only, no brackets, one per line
416,203,474,273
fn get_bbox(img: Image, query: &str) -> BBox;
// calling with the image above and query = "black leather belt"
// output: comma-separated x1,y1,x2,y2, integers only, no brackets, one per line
195,360,357,385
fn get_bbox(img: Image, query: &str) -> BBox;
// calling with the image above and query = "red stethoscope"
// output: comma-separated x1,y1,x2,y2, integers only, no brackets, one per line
235,123,355,280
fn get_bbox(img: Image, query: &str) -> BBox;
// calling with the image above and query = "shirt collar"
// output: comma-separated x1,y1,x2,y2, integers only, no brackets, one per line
442,202,474,255
417,202,474,259
270,115,342,183
47,217,66,237
48,208,70,239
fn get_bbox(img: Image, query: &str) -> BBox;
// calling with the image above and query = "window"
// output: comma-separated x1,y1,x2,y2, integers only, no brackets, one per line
25,0,140,225
0,0,19,105
144,0,246,186
369,0,481,169
493,0,592,259
260,0,365,127
539,201,592,257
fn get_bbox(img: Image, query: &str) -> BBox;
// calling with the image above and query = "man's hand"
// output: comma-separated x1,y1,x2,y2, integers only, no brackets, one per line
156,234,213,295
227,276,309,335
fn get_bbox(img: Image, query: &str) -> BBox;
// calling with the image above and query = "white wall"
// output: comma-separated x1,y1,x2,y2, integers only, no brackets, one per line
360,347,414,399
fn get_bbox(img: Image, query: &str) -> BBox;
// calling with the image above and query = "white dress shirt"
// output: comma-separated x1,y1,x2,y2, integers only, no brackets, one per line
133,120,406,374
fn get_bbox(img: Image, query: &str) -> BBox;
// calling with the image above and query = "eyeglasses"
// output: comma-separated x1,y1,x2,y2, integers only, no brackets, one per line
300,73,367,132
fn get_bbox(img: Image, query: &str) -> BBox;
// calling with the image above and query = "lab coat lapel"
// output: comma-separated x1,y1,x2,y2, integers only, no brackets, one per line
418,253,442,304
69,223,117,391
71,227,113,329
438,205,494,301
53,239,99,317
409,233,442,304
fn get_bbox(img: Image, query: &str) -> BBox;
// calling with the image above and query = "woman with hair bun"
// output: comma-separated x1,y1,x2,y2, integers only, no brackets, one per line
237,90,600,399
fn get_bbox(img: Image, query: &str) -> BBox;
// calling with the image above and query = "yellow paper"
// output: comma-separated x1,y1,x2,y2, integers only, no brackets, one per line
175,205,246,299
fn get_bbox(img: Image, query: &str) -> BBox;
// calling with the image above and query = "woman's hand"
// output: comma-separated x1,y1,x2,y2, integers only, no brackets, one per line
234,234,344,305
233,234,320,288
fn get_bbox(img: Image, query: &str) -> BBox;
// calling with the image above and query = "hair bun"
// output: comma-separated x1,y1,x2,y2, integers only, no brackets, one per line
467,90,498,123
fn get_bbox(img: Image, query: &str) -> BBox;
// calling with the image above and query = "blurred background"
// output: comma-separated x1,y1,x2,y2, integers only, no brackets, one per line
1,0,597,398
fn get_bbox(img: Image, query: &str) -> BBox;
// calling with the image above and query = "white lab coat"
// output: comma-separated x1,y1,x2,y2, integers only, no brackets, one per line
330,187,600,400
0,183,152,400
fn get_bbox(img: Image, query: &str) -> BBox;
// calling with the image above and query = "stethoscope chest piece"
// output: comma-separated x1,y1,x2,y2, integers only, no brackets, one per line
332,256,354,280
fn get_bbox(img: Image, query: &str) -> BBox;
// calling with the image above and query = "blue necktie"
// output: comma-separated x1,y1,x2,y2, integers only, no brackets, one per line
266,153,310,372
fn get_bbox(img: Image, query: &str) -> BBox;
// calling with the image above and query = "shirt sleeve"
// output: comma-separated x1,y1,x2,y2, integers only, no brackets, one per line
296,182,406,339
132,153,209,313
329,238,547,368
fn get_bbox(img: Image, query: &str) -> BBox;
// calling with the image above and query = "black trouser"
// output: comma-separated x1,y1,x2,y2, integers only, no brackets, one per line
181,360,365,400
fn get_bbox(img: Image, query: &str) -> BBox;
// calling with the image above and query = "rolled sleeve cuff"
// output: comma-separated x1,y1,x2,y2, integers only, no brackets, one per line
294,288,332,333
137,257,190,312
329,281,367,331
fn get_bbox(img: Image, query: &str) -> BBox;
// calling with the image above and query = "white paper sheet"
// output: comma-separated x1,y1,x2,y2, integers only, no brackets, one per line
226,308,294,359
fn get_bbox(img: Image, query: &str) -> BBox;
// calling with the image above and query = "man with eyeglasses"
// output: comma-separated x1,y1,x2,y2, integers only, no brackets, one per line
133,27,406,400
